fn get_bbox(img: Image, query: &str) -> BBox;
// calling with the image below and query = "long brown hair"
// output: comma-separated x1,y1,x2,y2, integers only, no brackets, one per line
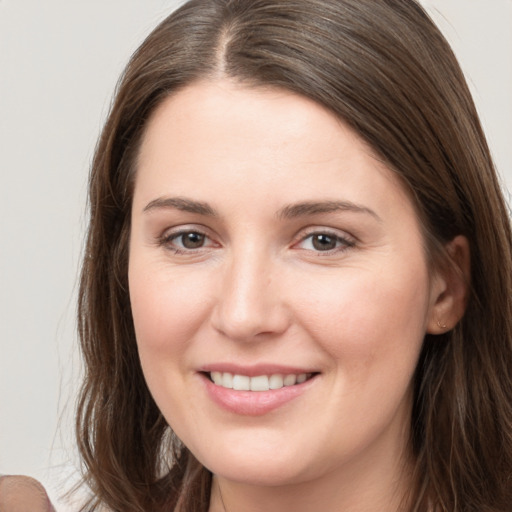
76,1,512,510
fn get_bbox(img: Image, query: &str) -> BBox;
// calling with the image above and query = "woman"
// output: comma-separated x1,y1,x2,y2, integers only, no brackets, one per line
4,0,512,510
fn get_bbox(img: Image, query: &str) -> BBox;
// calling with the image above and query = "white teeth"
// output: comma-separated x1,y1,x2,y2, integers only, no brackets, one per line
284,374,297,386
209,372,312,391
269,374,284,389
232,374,250,391
250,375,270,391
222,372,233,389
211,371,223,385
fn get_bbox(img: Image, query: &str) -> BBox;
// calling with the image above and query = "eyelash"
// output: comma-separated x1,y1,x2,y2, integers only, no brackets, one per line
158,228,356,255
294,229,356,254
159,229,216,255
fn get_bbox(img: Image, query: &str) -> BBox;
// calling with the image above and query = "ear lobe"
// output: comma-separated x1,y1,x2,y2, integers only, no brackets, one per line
427,235,471,335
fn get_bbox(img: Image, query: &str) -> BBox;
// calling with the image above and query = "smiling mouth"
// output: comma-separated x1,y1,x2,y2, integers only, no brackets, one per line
206,371,316,391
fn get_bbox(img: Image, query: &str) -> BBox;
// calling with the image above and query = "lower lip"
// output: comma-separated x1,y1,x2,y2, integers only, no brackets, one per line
201,374,317,416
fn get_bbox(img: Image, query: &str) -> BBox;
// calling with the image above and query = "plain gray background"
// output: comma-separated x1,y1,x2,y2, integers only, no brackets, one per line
1,0,511,508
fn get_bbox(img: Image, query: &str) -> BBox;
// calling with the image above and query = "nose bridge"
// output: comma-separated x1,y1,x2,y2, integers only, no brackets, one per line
212,242,288,341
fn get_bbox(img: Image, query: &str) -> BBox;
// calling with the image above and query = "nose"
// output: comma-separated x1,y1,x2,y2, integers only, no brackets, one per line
211,249,291,342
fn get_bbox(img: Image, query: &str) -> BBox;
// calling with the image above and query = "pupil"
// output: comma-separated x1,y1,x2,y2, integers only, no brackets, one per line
182,232,205,249
312,234,336,251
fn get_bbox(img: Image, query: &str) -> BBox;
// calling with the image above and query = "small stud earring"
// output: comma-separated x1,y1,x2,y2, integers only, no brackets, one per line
437,319,447,329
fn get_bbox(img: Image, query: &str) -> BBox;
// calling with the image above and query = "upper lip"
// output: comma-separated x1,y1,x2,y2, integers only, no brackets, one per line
198,363,318,377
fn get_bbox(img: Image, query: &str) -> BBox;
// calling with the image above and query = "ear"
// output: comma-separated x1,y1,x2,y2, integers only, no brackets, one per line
427,235,471,334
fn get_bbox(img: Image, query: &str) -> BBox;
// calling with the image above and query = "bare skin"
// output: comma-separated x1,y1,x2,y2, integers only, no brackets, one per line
0,476,55,512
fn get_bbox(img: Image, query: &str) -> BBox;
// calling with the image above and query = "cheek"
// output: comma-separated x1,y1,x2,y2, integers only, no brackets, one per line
129,261,213,354
128,260,214,425
294,264,431,381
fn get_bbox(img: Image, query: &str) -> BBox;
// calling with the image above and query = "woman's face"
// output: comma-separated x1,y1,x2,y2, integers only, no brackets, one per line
129,80,444,488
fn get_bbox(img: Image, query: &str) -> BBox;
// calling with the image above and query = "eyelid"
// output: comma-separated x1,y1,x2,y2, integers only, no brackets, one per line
292,226,356,253
158,224,220,252
156,224,356,255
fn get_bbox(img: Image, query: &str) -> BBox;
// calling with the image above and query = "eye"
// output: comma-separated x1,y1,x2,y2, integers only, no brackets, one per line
175,231,206,249
296,231,354,253
161,229,217,253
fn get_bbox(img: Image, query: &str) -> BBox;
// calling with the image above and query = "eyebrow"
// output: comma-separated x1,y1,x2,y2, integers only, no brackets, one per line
143,196,380,221
143,197,218,216
277,200,381,221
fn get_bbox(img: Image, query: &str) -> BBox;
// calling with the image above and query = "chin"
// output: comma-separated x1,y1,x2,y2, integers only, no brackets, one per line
210,462,308,487
192,441,312,486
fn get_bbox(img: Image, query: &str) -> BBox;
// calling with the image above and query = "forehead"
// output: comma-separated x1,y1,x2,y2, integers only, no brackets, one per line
137,80,358,167
134,79,417,226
